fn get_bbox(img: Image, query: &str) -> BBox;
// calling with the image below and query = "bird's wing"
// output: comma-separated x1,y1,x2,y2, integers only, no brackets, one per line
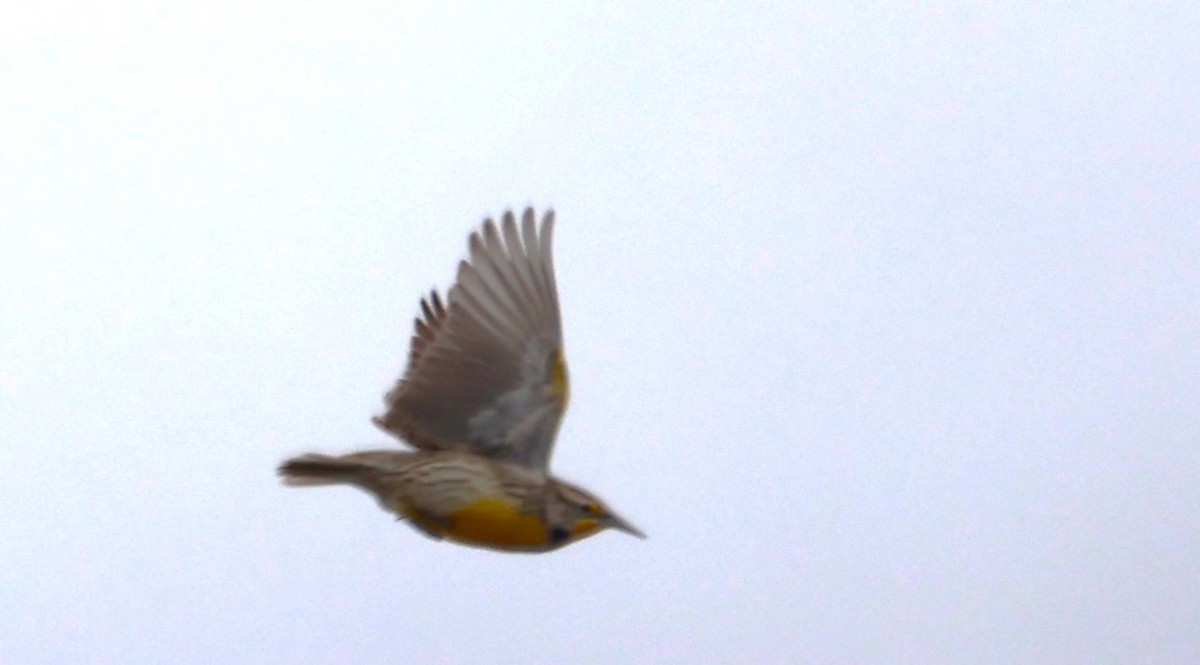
373,208,568,478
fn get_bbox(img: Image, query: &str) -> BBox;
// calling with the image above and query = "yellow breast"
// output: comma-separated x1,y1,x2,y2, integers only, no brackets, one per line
445,498,552,549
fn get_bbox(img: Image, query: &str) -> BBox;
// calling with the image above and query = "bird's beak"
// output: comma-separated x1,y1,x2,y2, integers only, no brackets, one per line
606,512,647,539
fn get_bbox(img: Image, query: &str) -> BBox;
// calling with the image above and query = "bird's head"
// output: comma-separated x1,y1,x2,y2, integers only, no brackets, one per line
545,479,645,548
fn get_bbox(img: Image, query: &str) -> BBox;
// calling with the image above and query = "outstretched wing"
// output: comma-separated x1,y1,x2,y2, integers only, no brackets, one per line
373,208,568,478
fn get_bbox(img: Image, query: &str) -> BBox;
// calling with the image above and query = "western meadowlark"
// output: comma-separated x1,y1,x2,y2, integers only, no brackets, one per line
278,207,644,553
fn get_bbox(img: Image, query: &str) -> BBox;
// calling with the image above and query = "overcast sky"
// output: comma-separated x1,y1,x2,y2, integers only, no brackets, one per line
2,2,1198,663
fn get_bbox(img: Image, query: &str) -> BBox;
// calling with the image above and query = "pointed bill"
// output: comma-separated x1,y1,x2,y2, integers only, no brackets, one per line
607,512,647,539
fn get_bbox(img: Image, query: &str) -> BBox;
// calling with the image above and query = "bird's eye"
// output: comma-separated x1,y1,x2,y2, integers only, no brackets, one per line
585,503,601,515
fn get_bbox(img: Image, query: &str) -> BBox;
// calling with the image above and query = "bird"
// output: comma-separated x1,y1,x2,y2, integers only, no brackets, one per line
278,207,644,553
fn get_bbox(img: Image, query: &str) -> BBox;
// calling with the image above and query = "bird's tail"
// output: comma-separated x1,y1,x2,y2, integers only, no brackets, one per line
277,452,404,488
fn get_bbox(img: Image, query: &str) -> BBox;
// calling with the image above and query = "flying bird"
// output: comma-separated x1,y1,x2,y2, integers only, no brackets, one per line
278,208,644,552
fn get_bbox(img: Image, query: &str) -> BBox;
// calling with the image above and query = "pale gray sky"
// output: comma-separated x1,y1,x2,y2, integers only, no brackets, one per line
3,2,1198,663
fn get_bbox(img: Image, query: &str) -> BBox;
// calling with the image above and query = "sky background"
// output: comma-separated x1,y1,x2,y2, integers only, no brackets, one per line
2,2,1198,663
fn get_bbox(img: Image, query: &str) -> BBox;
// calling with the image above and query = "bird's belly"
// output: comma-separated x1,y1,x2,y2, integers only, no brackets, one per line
444,498,550,550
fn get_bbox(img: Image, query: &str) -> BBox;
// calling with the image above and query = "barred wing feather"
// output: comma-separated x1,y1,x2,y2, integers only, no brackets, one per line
373,208,568,478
